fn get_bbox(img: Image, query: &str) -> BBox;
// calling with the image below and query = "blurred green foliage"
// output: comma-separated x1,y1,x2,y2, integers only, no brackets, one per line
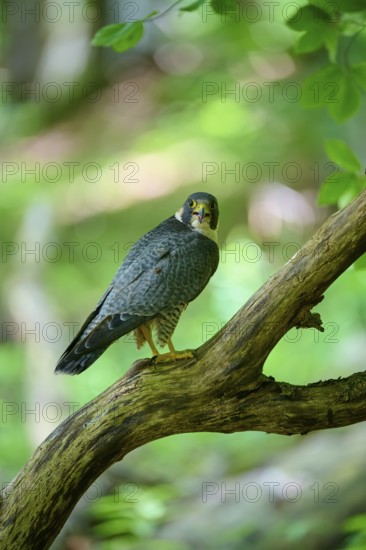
343,514,366,549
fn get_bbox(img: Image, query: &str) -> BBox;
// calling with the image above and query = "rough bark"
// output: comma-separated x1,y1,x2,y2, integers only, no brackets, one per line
1,190,366,549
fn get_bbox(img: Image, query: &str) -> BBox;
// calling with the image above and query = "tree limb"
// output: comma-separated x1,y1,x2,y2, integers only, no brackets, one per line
1,190,366,549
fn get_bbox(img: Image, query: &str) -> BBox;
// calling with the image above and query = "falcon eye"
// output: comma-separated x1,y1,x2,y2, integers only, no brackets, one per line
210,201,216,210
188,198,196,208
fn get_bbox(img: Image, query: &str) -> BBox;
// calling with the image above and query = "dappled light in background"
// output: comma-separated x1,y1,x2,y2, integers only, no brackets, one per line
248,183,318,239
248,52,296,80
154,42,204,74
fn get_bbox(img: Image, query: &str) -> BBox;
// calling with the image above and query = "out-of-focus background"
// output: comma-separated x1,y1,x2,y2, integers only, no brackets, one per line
1,1,366,549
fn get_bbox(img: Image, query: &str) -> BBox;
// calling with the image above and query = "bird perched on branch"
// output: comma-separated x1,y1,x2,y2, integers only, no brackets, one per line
55,192,220,375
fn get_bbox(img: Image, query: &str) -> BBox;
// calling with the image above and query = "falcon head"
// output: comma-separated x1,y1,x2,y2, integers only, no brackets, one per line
176,192,219,242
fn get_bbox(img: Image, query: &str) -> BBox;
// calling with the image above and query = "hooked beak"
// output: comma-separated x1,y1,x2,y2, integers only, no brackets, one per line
197,206,205,223
194,202,210,224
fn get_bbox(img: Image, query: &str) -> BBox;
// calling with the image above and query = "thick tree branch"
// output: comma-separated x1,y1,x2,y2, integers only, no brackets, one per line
1,190,366,549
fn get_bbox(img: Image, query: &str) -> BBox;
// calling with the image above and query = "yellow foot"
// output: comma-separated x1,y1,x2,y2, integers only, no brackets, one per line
151,349,195,365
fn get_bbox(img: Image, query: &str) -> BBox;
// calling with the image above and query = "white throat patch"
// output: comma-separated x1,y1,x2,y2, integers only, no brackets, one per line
175,209,218,244
175,208,184,223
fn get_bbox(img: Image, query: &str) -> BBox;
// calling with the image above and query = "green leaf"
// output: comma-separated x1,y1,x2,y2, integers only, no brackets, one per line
318,172,358,205
339,175,366,208
143,11,159,20
180,0,206,12
295,30,324,53
323,27,339,62
327,73,360,122
340,0,366,12
343,514,366,533
301,64,360,121
211,0,238,16
308,0,340,19
309,0,366,13
351,62,366,91
287,5,340,59
325,139,361,173
301,64,342,109
287,5,331,30
92,22,144,53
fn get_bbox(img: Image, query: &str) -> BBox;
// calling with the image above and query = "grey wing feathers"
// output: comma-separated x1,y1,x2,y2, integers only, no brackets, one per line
98,219,218,317
55,217,219,374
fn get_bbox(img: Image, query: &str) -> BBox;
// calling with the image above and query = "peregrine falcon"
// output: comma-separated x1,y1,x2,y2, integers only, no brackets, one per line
55,192,219,374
